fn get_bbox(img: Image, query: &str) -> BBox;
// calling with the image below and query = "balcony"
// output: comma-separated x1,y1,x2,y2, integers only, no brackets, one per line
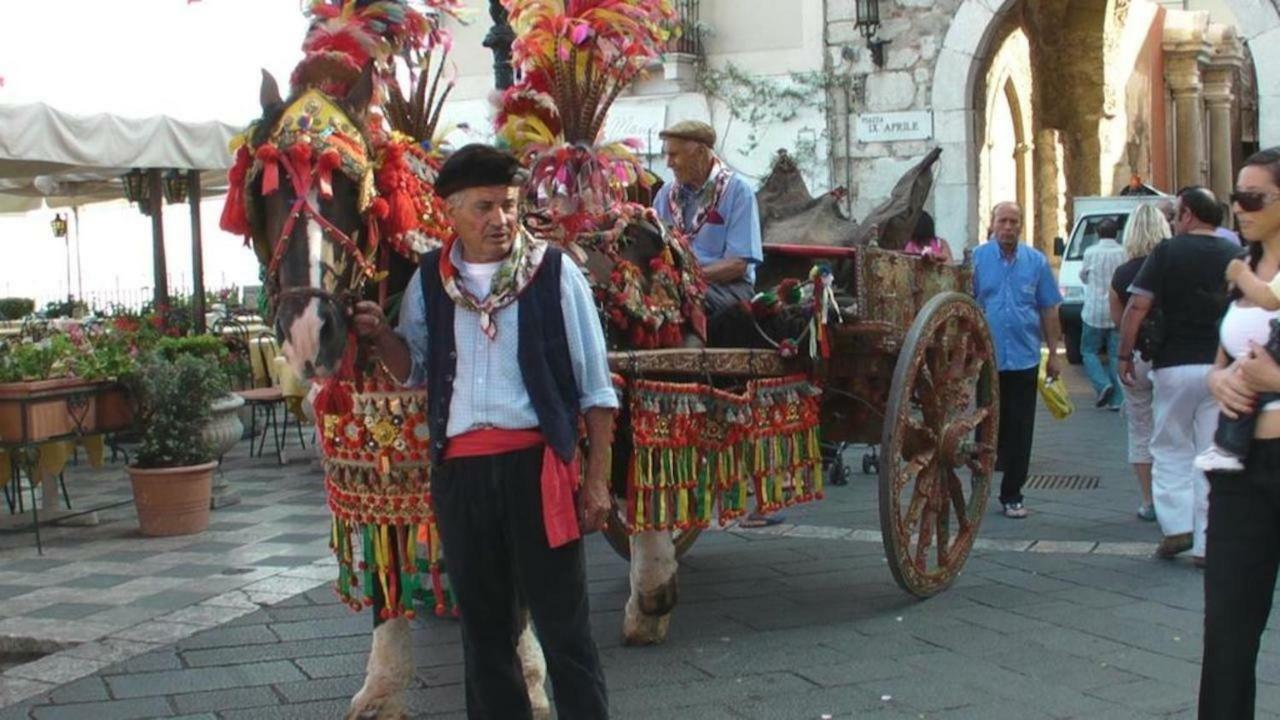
662,0,703,92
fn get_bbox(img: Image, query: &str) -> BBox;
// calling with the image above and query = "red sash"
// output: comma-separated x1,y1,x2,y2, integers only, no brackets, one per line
444,428,582,548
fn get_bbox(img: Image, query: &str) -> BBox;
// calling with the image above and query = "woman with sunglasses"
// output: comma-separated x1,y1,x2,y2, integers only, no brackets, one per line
1200,147,1280,719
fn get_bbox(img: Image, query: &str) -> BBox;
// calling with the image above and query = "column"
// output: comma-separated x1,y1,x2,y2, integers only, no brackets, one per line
1163,10,1212,189
1204,24,1244,203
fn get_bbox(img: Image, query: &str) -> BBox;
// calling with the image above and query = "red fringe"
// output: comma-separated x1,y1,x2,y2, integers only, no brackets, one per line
375,143,423,240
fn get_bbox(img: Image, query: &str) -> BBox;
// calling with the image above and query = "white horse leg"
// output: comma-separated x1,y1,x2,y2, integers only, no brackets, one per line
516,614,550,720
346,617,412,720
623,530,678,645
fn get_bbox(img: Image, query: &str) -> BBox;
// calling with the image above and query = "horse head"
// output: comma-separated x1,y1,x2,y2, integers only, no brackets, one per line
242,65,377,380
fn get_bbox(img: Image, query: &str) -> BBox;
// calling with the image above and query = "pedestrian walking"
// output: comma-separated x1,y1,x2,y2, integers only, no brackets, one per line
1118,186,1239,563
353,145,616,719
972,201,1064,519
1199,147,1280,719
1108,203,1171,522
1080,217,1127,410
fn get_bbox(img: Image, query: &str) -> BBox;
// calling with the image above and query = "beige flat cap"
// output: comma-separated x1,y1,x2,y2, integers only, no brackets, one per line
659,120,716,148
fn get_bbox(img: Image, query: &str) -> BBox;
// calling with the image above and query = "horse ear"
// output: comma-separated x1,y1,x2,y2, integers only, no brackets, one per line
260,69,283,111
345,63,376,116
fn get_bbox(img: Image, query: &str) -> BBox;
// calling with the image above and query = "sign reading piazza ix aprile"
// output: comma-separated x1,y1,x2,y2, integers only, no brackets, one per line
857,111,934,142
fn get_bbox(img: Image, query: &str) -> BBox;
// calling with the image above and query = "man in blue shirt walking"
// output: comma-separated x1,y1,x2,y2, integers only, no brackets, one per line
972,202,1064,518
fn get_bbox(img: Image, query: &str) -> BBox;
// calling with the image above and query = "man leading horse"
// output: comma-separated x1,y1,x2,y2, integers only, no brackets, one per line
352,144,616,720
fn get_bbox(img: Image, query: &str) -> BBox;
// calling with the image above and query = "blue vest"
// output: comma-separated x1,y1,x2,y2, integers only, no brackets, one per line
420,247,581,465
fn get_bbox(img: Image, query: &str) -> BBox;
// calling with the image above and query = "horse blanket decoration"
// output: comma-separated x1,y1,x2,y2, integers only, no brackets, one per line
221,0,463,622
625,374,823,532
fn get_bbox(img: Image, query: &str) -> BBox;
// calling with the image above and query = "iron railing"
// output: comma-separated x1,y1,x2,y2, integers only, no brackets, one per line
669,0,704,57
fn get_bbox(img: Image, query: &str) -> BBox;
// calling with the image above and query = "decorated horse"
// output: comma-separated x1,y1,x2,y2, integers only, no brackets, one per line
220,3,560,717
225,0,999,717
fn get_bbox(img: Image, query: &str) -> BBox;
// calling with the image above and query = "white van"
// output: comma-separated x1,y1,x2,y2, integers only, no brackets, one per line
1055,192,1170,364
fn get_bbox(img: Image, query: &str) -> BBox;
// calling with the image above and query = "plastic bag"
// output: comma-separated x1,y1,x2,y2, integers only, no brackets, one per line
1038,348,1074,420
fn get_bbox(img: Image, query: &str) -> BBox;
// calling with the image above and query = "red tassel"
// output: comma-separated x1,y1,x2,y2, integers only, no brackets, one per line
219,146,252,237
317,148,341,199
256,145,280,195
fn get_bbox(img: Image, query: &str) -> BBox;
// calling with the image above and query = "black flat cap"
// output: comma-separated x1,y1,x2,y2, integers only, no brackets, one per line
435,144,526,198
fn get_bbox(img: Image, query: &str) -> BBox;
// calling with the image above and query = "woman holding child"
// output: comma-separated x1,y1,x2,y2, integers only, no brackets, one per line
1200,147,1280,719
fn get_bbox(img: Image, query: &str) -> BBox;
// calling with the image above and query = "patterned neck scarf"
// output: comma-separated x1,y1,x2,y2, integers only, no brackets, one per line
668,159,733,238
438,227,548,340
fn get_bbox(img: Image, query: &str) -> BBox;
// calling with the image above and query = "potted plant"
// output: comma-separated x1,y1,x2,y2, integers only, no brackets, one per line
123,350,229,536
155,335,247,462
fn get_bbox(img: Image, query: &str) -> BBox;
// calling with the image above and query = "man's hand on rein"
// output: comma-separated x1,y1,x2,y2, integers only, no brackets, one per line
351,301,391,342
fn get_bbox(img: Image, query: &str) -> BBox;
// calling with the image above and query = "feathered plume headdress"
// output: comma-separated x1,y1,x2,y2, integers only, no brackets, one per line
495,0,679,241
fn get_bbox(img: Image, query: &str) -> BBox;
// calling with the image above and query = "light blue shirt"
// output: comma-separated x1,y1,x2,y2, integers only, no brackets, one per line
396,246,619,439
654,171,762,284
971,241,1063,372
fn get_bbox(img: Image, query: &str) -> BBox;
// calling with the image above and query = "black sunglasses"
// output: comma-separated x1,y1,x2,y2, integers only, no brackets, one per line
1230,191,1280,213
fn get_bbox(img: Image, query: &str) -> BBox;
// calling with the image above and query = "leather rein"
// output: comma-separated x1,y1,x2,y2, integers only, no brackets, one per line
261,146,379,313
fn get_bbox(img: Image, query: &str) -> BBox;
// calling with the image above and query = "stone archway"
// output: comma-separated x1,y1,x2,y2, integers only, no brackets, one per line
930,0,1280,251
978,28,1035,248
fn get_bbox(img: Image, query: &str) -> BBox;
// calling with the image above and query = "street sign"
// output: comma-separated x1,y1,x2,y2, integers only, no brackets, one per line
856,111,934,143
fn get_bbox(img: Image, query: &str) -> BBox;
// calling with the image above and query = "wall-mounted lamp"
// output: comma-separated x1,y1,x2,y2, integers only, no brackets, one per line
855,0,891,69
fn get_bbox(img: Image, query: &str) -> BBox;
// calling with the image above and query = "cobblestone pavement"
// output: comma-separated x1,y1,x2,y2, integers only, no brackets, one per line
1,364,1277,719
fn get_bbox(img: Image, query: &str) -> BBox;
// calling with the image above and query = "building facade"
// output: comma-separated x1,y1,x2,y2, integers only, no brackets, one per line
441,0,1274,258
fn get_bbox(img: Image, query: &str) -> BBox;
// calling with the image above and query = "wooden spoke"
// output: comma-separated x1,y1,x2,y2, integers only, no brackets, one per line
944,468,971,533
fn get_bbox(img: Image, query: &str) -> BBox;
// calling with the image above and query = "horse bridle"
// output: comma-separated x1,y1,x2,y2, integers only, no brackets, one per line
258,137,380,315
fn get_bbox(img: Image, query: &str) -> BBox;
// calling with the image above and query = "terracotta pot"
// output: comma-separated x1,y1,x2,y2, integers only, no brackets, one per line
127,461,216,536
95,384,133,433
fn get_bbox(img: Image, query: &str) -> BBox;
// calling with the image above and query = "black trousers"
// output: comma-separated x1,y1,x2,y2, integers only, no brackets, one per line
1200,439,1280,719
1215,392,1280,457
997,368,1039,504
432,446,609,720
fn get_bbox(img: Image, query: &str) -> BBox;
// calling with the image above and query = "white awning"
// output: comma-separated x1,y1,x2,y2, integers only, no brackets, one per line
0,102,240,213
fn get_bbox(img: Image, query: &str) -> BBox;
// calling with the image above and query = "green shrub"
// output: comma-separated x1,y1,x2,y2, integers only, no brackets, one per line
0,298,34,320
125,351,229,468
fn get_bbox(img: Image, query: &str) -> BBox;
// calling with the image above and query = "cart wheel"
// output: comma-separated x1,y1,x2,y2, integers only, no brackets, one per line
861,453,878,475
879,292,998,598
601,500,703,562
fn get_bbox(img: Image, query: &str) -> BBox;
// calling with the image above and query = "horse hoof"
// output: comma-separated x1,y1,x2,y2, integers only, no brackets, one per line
346,691,406,720
623,598,671,646
636,577,678,617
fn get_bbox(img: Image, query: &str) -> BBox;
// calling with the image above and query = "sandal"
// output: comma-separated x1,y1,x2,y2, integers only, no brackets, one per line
738,513,786,528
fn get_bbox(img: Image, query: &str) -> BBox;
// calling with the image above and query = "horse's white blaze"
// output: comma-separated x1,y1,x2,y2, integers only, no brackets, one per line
280,196,328,378
307,189,324,288
280,298,324,378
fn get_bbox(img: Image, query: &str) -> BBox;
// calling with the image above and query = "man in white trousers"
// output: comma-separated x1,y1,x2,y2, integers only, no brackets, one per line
1118,186,1239,565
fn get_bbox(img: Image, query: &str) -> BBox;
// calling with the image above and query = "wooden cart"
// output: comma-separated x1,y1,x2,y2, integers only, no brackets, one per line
602,244,999,598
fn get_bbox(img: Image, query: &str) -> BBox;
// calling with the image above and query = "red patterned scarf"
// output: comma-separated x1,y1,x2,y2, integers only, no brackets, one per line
438,228,548,340
667,159,733,239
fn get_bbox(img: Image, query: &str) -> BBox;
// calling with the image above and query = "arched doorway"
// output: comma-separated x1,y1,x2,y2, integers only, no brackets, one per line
978,28,1034,247
931,0,1279,250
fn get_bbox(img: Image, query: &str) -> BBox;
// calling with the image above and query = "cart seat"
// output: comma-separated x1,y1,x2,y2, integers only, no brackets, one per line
763,243,859,259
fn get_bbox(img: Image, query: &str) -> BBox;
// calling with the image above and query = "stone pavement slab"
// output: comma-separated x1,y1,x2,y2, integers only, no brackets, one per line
1,363,1277,717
